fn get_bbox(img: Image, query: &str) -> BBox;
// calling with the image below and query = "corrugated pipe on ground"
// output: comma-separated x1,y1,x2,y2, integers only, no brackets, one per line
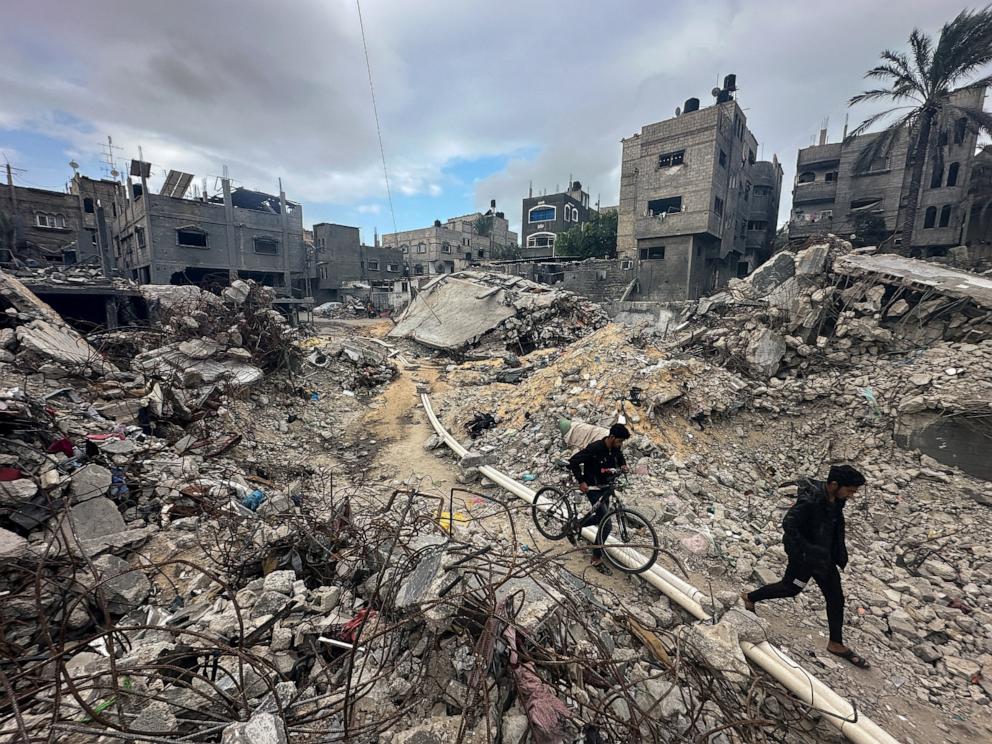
420,393,902,744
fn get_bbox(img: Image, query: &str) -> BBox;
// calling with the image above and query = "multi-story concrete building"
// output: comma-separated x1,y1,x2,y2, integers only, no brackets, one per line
113,166,306,293
381,205,518,277
311,222,404,304
2,168,123,268
789,87,984,248
617,77,782,301
520,181,594,259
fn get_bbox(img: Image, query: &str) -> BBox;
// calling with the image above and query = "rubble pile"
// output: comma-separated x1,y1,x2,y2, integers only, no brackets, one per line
389,271,608,353
670,236,992,381
429,249,992,740
3,262,137,291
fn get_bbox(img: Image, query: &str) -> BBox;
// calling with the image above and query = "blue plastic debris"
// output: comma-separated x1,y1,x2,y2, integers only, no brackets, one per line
243,489,266,511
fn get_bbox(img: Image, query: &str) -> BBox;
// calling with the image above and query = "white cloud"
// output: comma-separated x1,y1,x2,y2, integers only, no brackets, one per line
356,203,382,214
0,0,971,232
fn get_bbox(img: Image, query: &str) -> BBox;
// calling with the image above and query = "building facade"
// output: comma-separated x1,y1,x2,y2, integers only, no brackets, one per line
113,169,306,293
311,222,405,304
520,181,594,259
789,87,984,248
617,78,782,301
381,206,518,277
1,170,123,268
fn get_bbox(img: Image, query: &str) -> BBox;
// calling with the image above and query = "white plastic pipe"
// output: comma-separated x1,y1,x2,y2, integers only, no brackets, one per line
420,394,901,744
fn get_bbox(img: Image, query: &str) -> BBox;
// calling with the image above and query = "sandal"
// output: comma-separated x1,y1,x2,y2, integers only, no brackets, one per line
592,562,613,576
828,648,871,669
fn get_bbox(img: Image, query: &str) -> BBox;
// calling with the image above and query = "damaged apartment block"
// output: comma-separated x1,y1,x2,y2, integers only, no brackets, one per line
617,75,784,302
113,161,307,295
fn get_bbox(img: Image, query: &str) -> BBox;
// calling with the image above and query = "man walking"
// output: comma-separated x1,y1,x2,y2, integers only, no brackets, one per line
742,464,870,669
568,424,630,575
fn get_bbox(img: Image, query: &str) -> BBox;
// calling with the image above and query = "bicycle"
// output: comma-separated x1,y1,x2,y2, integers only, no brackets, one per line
531,464,660,575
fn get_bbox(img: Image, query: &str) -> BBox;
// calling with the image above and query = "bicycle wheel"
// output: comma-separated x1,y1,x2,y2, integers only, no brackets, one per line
596,507,659,574
532,486,574,541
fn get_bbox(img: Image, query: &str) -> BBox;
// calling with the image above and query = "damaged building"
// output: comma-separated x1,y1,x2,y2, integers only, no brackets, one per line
381,204,519,277
617,75,783,302
112,163,307,293
2,169,122,268
311,223,405,306
789,87,984,249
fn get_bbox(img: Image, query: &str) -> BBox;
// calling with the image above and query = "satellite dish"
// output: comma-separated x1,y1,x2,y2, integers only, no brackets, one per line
69,160,79,173
675,106,681,117
711,87,722,98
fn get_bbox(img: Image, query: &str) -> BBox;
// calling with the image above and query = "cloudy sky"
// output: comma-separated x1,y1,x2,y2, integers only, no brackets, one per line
0,0,969,241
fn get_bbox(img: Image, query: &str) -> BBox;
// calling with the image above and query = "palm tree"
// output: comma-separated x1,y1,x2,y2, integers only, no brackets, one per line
847,7,992,252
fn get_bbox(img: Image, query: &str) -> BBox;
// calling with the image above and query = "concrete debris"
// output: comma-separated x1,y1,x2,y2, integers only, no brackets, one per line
389,270,608,351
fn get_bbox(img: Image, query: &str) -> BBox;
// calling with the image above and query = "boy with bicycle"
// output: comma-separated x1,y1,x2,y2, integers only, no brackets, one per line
568,424,630,575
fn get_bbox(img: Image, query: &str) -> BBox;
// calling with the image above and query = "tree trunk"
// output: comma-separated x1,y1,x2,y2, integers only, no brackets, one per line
900,110,935,254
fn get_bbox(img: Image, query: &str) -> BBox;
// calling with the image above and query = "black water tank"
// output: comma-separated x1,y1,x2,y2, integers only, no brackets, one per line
684,97,700,113
723,74,737,91
716,89,732,103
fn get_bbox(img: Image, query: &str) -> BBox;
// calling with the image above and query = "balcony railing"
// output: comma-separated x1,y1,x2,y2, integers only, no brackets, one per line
797,142,842,166
793,180,837,204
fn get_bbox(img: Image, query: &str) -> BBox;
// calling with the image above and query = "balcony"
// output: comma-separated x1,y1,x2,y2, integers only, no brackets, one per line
797,142,842,167
793,180,837,204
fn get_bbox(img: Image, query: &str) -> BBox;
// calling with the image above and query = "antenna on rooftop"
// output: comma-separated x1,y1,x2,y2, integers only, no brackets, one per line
100,136,123,180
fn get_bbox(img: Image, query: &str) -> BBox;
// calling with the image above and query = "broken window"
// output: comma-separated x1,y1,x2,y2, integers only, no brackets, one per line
136,227,146,249
924,206,937,228
477,249,485,258
947,162,960,187
416,243,426,253
818,210,833,221
930,164,943,188
528,205,556,223
414,264,424,275
639,246,665,260
368,260,380,271
176,227,208,248
620,259,633,270
954,117,967,144
850,198,882,211
647,196,682,216
253,237,279,255
387,263,399,272
714,196,724,216
441,242,451,253
797,171,815,184
747,220,768,231
527,233,555,249
754,185,772,196
719,149,727,168
657,150,685,167
748,149,756,165
825,171,838,182
939,205,952,228
83,197,94,213
400,244,409,253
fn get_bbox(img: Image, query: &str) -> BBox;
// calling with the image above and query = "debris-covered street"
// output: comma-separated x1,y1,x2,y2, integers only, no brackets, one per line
2,233,991,744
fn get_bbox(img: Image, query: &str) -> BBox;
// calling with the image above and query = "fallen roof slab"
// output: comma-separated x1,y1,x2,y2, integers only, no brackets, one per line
833,253,992,309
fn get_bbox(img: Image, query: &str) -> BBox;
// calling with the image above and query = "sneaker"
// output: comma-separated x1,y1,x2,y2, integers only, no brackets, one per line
592,562,613,576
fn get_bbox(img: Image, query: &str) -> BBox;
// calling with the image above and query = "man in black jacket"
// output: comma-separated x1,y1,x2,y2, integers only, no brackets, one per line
742,464,870,669
568,424,630,575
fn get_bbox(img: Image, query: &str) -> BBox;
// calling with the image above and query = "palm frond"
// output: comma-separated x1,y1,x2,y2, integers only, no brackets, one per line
850,111,918,173
947,103,992,139
849,87,920,106
845,107,915,140
910,29,934,91
932,7,992,89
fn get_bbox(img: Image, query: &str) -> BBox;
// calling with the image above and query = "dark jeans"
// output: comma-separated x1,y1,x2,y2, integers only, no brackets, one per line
577,488,612,560
747,558,845,644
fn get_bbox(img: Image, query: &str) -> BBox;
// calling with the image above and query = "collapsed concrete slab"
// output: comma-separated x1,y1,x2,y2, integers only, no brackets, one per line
834,253,992,309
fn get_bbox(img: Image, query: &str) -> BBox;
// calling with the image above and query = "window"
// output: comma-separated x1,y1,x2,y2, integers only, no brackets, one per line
719,149,727,168
368,260,380,271
563,208,570,223
825,171,837,182
400,244,408,253
441,242,451,253
416,243,426,253
939,205,952,228
401,282,409,292
253,237,279,255
714,196,724,216
136,227,146,249
930,164,943,188
477,249,485,258
657,150,685,167
387,263,399,272
83,197,94,213
528,205,556,223
744,181,751,201
954,117,967,145
924,206,937,228
462,237,470,246
947,162,960,187
639,246,665,260
850,198,882,211
818,209,833,221
647,196,682,216
797,171,816,184
747,220,768,231
620,259,633,270
177,227,208,248
748,149,756,165
414,264,424,275
526,232,555,249
754,185,772,197
938,131,949,146
571,206,579,221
